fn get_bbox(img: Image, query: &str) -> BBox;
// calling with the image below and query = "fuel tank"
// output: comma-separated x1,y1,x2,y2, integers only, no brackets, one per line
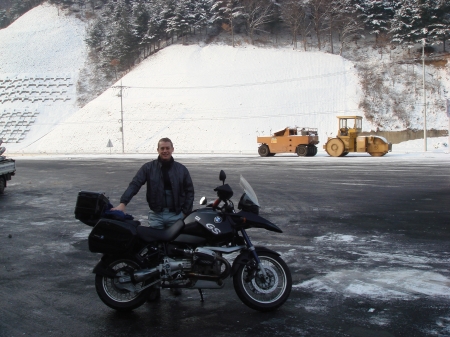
181,208,234,243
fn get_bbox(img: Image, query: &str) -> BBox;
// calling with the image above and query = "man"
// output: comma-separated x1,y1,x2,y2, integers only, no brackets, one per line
112,137,194,229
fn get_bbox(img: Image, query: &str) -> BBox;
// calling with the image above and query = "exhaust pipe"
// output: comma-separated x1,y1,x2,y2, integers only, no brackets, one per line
133,260,185,283
133,267,159,283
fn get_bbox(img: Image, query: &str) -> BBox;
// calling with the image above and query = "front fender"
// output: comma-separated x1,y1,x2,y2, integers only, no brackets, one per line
230,246,280,277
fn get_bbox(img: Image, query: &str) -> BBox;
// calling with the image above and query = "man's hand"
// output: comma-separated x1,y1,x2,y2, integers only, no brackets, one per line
111,203,126,212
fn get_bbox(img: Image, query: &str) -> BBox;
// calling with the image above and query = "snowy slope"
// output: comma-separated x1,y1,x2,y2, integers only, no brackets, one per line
23,45,362,154
0,3,87,152
0,4,448,155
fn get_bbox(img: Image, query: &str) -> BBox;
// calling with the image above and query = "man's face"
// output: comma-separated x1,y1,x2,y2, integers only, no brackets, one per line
157,141,174,161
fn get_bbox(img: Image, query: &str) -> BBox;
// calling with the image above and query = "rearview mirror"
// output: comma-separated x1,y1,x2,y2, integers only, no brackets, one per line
219,170,226,184
199,196,207,205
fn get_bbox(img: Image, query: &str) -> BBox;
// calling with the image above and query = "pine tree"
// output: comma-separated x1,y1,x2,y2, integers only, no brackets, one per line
210,0,244,47
390,0,428,48
355,0,398,39
0,10,9,28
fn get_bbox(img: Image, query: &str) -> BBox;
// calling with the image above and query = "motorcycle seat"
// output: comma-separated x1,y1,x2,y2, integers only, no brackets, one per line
137,219,184,242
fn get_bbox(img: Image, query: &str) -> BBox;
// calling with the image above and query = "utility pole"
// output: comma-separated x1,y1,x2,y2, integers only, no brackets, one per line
112,81,127,154
422,39,427,151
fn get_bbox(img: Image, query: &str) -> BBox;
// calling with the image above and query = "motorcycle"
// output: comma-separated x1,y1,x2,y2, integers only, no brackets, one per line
74,170,292,312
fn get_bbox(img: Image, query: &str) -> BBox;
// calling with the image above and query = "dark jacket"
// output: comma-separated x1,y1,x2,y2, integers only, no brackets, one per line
119,158,194,215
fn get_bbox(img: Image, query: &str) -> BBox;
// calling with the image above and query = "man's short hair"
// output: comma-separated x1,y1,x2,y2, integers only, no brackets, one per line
158,137,173,148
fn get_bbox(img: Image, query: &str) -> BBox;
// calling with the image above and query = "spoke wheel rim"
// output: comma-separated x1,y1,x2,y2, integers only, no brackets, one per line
241,256,287,304
102,261,143,303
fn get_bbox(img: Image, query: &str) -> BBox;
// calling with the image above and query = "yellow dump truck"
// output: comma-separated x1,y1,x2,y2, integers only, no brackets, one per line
323,116,392,157
257,127,319,157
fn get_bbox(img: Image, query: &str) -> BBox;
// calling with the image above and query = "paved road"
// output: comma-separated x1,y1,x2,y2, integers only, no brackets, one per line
1,154,449,337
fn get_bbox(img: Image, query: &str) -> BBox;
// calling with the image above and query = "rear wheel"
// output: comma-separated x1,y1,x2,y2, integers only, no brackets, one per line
307,145,318,156
258,145,270,157
95,259,149,311
296,145,308,157
233,252,292,312
369,152,385,157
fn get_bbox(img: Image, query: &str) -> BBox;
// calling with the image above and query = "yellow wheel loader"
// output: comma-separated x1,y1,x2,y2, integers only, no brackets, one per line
324,116,392,157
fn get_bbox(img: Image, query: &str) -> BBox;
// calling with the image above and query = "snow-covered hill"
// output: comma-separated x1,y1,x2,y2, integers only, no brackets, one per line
0,3,448,155
0,3,87,152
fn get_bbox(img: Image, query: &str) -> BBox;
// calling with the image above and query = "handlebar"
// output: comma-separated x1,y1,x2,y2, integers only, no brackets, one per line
212,198,221,210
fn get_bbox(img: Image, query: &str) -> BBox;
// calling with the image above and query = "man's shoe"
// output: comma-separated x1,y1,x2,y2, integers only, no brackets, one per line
170,288,182,296
147,287,161,302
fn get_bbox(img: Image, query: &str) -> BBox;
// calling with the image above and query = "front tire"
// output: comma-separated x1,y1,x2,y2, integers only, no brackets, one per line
233,252,292,312
258,144,270,157
325,138,345,157
95,259,149,311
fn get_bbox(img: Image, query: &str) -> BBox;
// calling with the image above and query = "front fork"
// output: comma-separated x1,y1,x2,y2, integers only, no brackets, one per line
240,229,268,279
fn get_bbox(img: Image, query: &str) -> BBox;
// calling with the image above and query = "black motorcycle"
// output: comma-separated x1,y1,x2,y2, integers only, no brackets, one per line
74,170,292,312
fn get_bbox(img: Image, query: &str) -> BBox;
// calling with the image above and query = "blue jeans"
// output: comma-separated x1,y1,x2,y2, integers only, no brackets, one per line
148,208,183,229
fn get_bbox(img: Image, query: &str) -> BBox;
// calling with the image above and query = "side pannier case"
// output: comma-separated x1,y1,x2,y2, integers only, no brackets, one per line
74,191,109,226
88,219,138,254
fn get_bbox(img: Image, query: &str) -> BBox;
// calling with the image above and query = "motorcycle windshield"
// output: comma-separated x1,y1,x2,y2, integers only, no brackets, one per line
239,175,260,206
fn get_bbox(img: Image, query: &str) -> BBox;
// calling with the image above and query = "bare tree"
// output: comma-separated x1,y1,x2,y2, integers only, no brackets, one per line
281,0,310,50
308,0,329,50
337,12,363,55
241,0,274,45
325,0,342,54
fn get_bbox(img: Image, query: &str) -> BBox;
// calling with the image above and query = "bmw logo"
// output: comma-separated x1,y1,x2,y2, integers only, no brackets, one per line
214,216,222,224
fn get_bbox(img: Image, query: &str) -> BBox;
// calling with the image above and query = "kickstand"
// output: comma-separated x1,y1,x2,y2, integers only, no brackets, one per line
198,289,204,302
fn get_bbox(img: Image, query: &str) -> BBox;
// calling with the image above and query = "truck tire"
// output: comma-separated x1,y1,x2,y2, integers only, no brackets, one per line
258,145,270,157
307,145,317,156
0,177,5,194
296,145,308,157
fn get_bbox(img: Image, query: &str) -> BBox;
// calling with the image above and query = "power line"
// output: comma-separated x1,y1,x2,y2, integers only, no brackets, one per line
126,71,350,90
31,108,361,126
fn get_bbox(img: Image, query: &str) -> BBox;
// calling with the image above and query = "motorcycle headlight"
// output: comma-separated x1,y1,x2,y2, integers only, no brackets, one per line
238,193,260,215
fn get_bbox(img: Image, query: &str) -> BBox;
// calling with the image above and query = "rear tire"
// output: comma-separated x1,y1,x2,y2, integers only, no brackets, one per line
233,252,292,312
258,145,270,157
95,259,149,311
307,145,317,156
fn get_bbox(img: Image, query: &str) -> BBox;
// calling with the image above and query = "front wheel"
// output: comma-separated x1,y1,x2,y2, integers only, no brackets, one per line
233,252,292,312
95,259,150,311
258,144,270,157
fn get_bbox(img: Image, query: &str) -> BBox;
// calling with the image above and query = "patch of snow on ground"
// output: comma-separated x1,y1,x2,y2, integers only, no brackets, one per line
295,269,450,300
